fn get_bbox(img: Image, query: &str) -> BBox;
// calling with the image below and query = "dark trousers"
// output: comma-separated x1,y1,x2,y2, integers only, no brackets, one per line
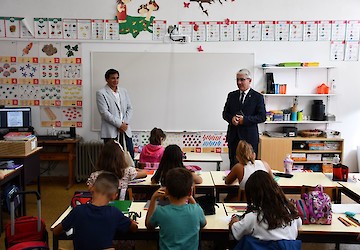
228,138,259,169
103,133,134,159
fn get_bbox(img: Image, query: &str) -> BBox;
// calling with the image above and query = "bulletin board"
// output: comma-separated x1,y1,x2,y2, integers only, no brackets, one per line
91,52,254,131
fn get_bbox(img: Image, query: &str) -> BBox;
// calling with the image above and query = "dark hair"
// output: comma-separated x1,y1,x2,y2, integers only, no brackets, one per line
149,127,166,145
245,170,299,230
166,168,193,199
95,140,127,179
151,144,184,185
105,69,119,80
94,172,119,199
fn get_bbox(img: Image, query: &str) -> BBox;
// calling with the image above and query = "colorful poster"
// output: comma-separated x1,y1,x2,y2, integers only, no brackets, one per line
91,19,104,40
5,17,21,38
63,19,77,39
275,21,290,41
34,18,49,39
105,19,120,40
49,18,63,39
318,21,332,41
178,21,193,39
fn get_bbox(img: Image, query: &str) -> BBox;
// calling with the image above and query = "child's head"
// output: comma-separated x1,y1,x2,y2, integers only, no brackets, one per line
245,170,298,229
236,140,255,165
95,140,127,179
93,172,119,201
165,168,193,199
152,144,184,184
149,127,166,145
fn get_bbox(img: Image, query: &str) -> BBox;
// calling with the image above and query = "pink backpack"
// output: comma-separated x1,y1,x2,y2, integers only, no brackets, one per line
302,185,332,225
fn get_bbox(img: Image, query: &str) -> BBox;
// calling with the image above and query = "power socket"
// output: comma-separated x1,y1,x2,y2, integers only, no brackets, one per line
164,34,190,44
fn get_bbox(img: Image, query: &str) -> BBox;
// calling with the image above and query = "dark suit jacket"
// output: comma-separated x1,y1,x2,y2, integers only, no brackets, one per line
222,88,266,148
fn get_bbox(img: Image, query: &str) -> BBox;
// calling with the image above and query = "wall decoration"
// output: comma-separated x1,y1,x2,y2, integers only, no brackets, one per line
116,0,132,23
40,106,61,127
61,85,82,106
318,21,332,41
91,19,105,39
34,18,49,39
331,20,346,41
39,42,61,63
197,45,204,52
178,21,193,38
219,20,234,41
261,21,275,41
234,21,248,41
18,84,40,106
119,0,159,38
105,19,120,40
152,20,166,41
184,2,190,8
189,0,231,16
39,84,62,106
0,62,17,84
61,43,80,59
61,64,82,83
345,20,360,41
289,21,304,41
0,84,18,106
62,107,83,127
63,19,77,39
248,21,262,41
5,17,21,38
192,22,206,42
18,63,39,84
330,41,345,61
49,18,63,39
344,41,359,61
40,63,61,84
275,21,290,41
0,17,5,38
206,21,220,42
20,18,33,38
303,21,318,41
77,19,91,39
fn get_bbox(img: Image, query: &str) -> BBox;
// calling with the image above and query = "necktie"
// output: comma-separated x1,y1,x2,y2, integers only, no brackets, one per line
239,91,245,105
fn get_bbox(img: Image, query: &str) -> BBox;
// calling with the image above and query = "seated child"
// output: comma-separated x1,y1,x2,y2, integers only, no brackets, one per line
151,144,202,185
225,140,272,190
87,140,147,200
53,172,138,249
146,168,207,250
139,127,166,164
229,170,301,241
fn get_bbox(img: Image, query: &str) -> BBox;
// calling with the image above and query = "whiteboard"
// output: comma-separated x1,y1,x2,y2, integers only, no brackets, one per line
91,52,254,131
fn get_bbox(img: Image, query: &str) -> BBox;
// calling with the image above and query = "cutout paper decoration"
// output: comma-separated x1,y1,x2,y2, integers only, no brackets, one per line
184,2,190,8
116,0,131,23
197,45,203,52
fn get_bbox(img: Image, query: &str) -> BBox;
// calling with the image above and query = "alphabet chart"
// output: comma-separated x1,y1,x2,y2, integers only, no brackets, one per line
234,21,248,41
275,21,290,41
289,21,304,41
344,41,359,61
178,21,193,38
261,21,275,41
303,21,318,41
91,19,104,40
219,21,234,41
192,22,206,42
345,20,360,41
330,41,345,61
318,21,332,41
247,21,262,41
206,22,220,42
152,20,167,41
331,20,346,41
105,19,120,40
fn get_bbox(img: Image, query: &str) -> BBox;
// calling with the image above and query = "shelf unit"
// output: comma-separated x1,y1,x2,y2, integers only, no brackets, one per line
261,65,337,129
259,136,343,172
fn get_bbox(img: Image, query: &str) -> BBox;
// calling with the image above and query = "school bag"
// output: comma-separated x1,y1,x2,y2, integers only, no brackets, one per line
293,199,310,225
302,185,332,225
71,191,92,208
195,194,218,215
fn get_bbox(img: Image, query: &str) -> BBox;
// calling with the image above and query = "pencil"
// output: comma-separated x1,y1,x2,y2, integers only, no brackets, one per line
346,216,360,226
223,203,228,216
343,216,358,227
338,217,351,227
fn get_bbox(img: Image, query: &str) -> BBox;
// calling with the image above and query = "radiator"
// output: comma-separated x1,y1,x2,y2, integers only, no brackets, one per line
75,141,104,182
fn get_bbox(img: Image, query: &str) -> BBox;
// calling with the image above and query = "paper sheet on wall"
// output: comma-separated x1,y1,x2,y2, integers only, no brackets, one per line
318,21,332,41
91,19,104,40
105,19,120,40
248,21,261,41
303,21,318,41
234,21,248,41
289,21,303,41
192,22,206,42
345,20,360,41
206,22,220,42
0,18,5,38
77,19,91,40
331,20,346,41
63,19,77,39
152,20,166,41
261,21,275,41
344,41,359,61
178,21,193,40
34,18,49,39
20,19,33,38
219,21,234,41
5,17,20,38
49,18,63,39
275,21,290,41
330,41,345,61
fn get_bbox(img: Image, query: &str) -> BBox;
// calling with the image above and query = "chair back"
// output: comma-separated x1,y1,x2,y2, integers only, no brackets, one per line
233,235,301,250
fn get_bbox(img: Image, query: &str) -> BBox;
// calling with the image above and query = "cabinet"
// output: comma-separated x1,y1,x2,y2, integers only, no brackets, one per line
259,136,343,172
261,66,336,129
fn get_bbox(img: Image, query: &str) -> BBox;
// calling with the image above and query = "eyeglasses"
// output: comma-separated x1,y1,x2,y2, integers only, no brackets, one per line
237,78,250,82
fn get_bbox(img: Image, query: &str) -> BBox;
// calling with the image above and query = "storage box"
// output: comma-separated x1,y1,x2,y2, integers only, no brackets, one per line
322,163,333,173
324,141,341,150
306,154,322,161
291,153,306,161
283,127,297,137
0,137,37,156
308,141,324,150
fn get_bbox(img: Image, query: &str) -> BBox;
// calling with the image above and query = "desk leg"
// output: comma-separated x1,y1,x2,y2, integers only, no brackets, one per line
66,144,76,190
53,234,59,250
217,161,220,171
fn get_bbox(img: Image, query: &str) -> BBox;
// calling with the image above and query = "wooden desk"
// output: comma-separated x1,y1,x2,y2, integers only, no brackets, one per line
338,174,360,203
210,171,239,201
51,202,229,250
37,138,81,189
135,152,223,171
0,166,24,234
0,147,42,193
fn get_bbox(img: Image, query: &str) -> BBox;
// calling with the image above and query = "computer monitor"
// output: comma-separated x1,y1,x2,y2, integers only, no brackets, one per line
0,107,32,129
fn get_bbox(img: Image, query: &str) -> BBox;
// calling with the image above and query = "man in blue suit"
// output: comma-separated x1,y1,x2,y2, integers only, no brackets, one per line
223,69,266,168
96,68,134,158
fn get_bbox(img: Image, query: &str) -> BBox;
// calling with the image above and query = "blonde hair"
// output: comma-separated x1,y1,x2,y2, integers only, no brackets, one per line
236,140,255,165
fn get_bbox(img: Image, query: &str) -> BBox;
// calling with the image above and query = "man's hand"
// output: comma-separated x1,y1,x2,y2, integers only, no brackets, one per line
232,116,239,126
119,122,128,133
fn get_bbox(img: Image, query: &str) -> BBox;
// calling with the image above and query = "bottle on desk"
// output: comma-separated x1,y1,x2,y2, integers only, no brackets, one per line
284,154,293,174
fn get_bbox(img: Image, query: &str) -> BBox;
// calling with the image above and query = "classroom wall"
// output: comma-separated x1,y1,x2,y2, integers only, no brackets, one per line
1,0,360,171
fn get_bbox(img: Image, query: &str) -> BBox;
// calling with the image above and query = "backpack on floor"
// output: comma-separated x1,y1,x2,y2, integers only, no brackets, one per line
302,185,332,225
